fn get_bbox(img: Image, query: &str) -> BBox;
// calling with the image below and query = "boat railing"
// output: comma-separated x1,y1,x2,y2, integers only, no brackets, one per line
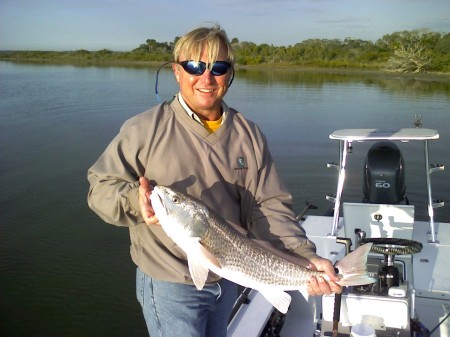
328,128,443,243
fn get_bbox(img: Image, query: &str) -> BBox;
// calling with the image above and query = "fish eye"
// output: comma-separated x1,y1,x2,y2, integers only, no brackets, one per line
172,196,179,203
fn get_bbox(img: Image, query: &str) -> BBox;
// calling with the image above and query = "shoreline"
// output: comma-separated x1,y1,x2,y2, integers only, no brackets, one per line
234,64,450,82
1,58,449,82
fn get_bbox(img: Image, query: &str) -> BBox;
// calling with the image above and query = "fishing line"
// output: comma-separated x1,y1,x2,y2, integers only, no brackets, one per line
428,311,450,336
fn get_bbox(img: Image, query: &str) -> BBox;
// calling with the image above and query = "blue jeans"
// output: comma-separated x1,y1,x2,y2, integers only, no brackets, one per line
136,267,237,337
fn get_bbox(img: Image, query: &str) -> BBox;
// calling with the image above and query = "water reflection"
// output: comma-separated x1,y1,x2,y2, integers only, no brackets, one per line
235,67,450,96
5,60,450,96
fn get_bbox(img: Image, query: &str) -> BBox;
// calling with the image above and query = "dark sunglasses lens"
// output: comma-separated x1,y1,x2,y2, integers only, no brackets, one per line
211,62,231,76
181,61,206,75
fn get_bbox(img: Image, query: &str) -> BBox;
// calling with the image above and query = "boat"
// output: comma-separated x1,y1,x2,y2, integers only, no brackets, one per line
227,128,450,337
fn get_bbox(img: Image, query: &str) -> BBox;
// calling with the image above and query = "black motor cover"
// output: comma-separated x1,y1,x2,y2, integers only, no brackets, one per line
363,141,406,204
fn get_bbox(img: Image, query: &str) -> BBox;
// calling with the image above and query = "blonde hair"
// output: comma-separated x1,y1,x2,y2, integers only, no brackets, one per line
173,24,234,67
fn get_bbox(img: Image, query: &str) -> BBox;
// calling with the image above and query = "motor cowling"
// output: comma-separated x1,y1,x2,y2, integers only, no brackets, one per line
363,141,406,204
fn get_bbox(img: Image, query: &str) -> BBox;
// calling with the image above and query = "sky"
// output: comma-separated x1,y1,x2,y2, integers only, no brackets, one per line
1,0,449,51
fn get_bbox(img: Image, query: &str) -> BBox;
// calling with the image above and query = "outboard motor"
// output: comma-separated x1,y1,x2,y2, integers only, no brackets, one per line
363,141,406,204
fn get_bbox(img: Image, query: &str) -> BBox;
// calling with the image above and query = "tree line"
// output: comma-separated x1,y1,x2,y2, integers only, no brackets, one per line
2,29,449,73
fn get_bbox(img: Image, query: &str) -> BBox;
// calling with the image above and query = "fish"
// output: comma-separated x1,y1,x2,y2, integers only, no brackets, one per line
150,185,376,314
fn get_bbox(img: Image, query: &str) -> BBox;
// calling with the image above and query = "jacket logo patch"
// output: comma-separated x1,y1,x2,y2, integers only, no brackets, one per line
235,156,248,170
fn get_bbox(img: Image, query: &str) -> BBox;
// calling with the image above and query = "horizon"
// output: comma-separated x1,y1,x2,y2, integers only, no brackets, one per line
0,27,447,53
1,0,449,52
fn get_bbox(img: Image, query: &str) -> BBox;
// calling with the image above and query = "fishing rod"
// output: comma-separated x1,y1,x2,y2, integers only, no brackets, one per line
228,287,252,324
333,238,352,337
428,311,450,336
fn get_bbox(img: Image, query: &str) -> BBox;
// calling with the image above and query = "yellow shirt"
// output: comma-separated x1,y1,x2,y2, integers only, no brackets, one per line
177,94,227,133
202,116,223,133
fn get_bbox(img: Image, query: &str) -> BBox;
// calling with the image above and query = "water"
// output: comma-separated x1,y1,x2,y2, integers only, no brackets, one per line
1,61,449,337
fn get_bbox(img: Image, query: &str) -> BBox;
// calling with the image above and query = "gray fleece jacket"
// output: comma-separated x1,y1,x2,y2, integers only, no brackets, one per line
87,95,317,284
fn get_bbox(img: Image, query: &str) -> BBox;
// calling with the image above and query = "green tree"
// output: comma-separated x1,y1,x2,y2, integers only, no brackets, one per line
381,30,437,73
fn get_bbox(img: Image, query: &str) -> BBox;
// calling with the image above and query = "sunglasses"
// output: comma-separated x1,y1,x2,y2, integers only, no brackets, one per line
178,60,232,76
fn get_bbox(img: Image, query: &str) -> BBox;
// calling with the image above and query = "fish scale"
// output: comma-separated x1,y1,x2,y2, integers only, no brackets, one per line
203,216,322,286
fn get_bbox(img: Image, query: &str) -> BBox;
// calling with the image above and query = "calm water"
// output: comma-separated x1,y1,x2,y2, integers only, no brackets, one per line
1,61,449,337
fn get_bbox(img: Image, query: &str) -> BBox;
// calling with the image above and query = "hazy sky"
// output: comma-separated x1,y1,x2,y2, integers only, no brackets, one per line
1,0,449,51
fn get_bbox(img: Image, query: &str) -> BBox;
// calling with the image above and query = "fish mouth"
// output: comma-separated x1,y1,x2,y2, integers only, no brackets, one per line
152,187,168,215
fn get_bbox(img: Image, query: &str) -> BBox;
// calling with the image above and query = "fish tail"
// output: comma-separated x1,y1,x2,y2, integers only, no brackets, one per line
335,243,376,286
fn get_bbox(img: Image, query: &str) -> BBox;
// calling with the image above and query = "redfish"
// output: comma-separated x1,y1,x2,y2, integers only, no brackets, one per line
150,185,375,314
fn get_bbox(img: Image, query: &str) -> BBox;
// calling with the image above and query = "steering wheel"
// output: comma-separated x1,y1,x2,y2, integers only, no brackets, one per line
360,238,423,256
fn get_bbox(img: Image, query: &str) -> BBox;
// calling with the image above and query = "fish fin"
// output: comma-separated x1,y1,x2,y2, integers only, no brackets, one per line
259,288,292,314
186,239,222,290
198,244,222,269
338,274,377,286
335,243,376,286
229,223,248,236
188,256,209,290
